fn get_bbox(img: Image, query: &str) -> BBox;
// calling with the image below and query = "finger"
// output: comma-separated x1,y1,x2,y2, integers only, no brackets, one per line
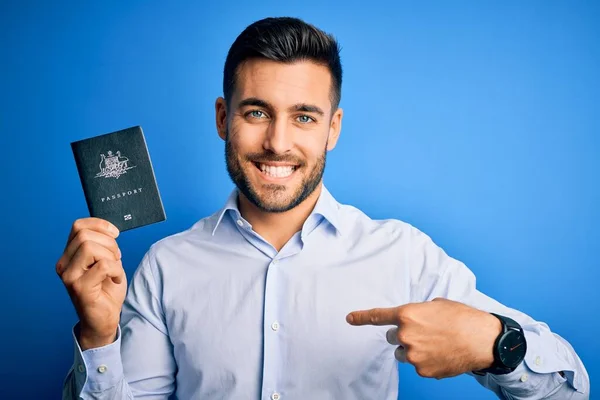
78,258,125,288
431,297,450,303
394,346,407,363
60,241,118,284
58,236,120,278
346,307,400,326
57,229,121,274
59,218,120,275
66,218,119,248
386,327,401,345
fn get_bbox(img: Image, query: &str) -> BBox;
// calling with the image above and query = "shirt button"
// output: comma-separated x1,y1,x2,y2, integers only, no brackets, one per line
271,321,280,331
520,373,529,382
271,393,280,400
535,356,542,366
272,259,278,264
236,219,243,227
97,365,108,373
77,364,85,373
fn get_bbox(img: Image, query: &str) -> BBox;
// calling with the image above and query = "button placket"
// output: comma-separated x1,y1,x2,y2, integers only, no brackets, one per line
261,257,284,399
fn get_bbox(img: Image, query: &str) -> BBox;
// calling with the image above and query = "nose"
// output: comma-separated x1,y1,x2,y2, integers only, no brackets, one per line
263,117,293,154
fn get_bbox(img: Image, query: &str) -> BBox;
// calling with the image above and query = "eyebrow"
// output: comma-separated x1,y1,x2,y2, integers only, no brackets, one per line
291,103,324,116
237,97,325,117
237,97,272,112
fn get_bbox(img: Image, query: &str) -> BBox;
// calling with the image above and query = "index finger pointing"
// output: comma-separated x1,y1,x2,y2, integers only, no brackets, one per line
346,307,401,326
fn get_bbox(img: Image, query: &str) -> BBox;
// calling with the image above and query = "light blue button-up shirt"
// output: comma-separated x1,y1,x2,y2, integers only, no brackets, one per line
63,186,589,399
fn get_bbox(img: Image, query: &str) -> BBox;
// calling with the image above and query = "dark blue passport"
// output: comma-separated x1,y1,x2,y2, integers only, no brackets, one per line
71,126,166,232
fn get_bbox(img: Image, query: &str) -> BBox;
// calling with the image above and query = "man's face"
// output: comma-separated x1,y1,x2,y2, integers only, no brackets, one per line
219,59,342,213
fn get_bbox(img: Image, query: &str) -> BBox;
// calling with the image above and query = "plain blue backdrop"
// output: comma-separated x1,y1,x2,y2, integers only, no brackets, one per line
1,1,597,399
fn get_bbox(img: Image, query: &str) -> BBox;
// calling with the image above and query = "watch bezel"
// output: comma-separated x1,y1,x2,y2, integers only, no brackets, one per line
496,326,527,369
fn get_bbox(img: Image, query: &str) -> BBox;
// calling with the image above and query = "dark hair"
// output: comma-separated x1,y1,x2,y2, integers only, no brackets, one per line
223,17,343,110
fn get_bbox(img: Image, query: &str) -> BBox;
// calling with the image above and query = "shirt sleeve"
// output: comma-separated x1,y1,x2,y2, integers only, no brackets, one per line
62,248,176,399
407,227,590,399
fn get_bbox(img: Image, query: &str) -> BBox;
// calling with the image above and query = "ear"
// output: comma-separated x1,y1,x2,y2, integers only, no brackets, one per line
326,107,343,151
215,97,228,141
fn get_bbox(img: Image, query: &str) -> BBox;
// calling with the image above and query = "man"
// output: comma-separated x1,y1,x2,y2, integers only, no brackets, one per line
57,17,589,399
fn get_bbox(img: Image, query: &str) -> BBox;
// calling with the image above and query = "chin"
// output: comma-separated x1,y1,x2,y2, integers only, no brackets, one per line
250,182,302,213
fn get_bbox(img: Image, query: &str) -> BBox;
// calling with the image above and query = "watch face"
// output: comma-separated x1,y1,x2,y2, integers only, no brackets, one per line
498,330,527,368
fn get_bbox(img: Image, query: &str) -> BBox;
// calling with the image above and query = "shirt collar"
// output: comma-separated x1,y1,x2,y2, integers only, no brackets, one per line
305,185,343,235
211,184,343,236
211,189,240,236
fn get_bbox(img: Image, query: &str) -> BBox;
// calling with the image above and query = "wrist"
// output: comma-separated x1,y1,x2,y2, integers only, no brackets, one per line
473,311,503,371
473,313,527,376
77,324,118,351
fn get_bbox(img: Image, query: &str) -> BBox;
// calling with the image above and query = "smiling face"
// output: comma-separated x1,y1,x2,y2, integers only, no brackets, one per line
217,59,342,213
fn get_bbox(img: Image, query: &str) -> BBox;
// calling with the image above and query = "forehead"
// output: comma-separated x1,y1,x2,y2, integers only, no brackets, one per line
233,59,332,109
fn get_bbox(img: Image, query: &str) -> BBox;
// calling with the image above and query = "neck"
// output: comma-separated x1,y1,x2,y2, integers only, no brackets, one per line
238,183,323,251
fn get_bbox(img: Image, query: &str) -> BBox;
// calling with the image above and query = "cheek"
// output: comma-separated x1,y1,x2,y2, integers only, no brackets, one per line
229,119,267,152
296,133,328,160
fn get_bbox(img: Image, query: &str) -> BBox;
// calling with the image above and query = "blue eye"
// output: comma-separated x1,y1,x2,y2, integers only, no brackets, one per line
249,110,266,119
297,115,314,123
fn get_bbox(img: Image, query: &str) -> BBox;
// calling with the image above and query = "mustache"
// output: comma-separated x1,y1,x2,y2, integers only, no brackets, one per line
245,152,305,166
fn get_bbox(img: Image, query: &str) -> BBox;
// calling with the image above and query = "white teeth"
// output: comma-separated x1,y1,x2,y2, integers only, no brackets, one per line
259,164,294,178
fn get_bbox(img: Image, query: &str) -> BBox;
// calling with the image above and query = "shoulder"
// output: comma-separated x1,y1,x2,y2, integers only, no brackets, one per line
140,209,223,266
337,201,422,242
334,200,449,264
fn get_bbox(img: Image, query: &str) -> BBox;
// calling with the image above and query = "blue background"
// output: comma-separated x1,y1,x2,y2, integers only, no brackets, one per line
1,1,597,399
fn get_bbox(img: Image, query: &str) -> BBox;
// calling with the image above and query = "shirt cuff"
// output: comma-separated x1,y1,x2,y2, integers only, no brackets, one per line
71,324,124,394
488,329,587,396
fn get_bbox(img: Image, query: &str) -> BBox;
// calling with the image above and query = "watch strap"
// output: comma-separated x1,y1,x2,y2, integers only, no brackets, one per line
493,313,521,330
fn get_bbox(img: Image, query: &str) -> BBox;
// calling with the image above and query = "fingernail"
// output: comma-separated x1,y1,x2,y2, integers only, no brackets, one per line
110,224,119,236
117,248,122,259
346,314,354,324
